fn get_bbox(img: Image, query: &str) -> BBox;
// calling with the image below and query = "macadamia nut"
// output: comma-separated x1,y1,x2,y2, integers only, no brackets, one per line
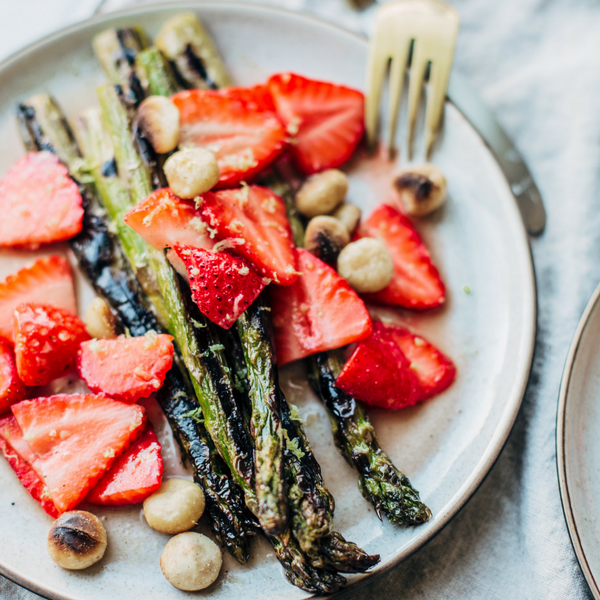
137,96,181,154
160,532,222,591
47,510,107,570
295,169,348,217
143,478,205,534
85,297,117,340
394,164,447,217
337,238,393,293
164,147,220,199
304,216,350,264
332,203,361,234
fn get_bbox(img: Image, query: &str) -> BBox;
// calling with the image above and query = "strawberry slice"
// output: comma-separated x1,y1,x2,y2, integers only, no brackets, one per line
270,248,372,365
0,256,77,341
0,338,27,414
200,185,298,285
268,72,364,175
356,204,445,310
86,424,163,506
0,415,59,518
123,188,213,277
220,83,276,112
175,244,266,329
335,323,421,409
382,323,456,401
14,303,90,387
335,321,455,408
0,152,83,248
78,332,174,403
171,90,286,188
12,393,146,513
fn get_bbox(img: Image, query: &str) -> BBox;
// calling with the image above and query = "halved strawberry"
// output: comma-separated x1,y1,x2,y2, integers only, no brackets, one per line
175,244,266,329
14,303,90,387
335,323,421,410
0,338,27,414
0,152,83,248
78,332,174,403
270,248,372,365
12,393,146,513
171,90,286,188
268,73,364,175
356,204,445,310
86,424,163,506
382,322,456,401
220,83,276,112
123,188,213,277
0,415,59,518
0,256,77,341
200,185,298,285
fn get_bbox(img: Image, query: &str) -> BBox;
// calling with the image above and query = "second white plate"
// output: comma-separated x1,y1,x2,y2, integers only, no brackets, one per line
558,282,600,599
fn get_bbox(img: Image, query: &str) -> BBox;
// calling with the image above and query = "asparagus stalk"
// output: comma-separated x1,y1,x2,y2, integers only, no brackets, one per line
98,32,274,534
16,95,157,336
281,397,379,572
158,362,258,563
17,93,257,561
93,27,148,109
135,46,178,97
83,89,256,504
236,300,287,536
155,12,232,91
309,351,431,525
229,311,378,572
74,106,168,329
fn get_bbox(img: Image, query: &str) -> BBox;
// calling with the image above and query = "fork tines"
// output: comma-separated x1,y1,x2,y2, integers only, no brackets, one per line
365,0,459,158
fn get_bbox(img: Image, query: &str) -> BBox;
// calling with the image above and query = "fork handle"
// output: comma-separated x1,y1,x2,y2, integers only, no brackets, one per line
448,71,546,236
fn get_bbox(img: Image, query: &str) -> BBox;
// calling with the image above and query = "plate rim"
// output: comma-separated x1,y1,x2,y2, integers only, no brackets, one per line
0,2,538,599
556,281,600,600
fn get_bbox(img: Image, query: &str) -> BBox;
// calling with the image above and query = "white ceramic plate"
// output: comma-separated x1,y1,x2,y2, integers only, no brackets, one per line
0,3,536,599
558,282,600,599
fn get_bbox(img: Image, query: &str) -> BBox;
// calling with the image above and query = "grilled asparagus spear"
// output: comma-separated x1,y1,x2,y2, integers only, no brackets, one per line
309,351,431,525
155,12,232,90
84,88,255,503
103,32,287,538
93,27,148,109
16,95,158,335
232,305,378,572
17,93,257,561
135,46,178,98
236,300,287,536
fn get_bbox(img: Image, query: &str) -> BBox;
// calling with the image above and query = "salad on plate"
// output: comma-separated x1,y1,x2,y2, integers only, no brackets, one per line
0,12,455,594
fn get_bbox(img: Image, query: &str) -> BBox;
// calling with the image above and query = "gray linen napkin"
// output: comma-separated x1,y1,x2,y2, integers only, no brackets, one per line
0,0,596,598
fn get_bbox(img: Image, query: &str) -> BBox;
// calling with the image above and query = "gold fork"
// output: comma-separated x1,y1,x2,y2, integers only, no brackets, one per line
365,0,460,158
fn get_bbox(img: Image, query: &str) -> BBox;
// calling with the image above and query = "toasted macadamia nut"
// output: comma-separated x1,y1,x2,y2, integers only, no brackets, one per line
305,216,350,264
394,164,447,217
47,510,107,570
337,238,393,293
295,169,348,217
137,96,180,154
85,297,117,340
143,478,205,534
161,532,222,591
332,203,362,234
164,148,220,199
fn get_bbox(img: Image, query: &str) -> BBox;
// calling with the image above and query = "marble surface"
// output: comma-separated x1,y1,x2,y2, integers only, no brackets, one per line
0,0,596,598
